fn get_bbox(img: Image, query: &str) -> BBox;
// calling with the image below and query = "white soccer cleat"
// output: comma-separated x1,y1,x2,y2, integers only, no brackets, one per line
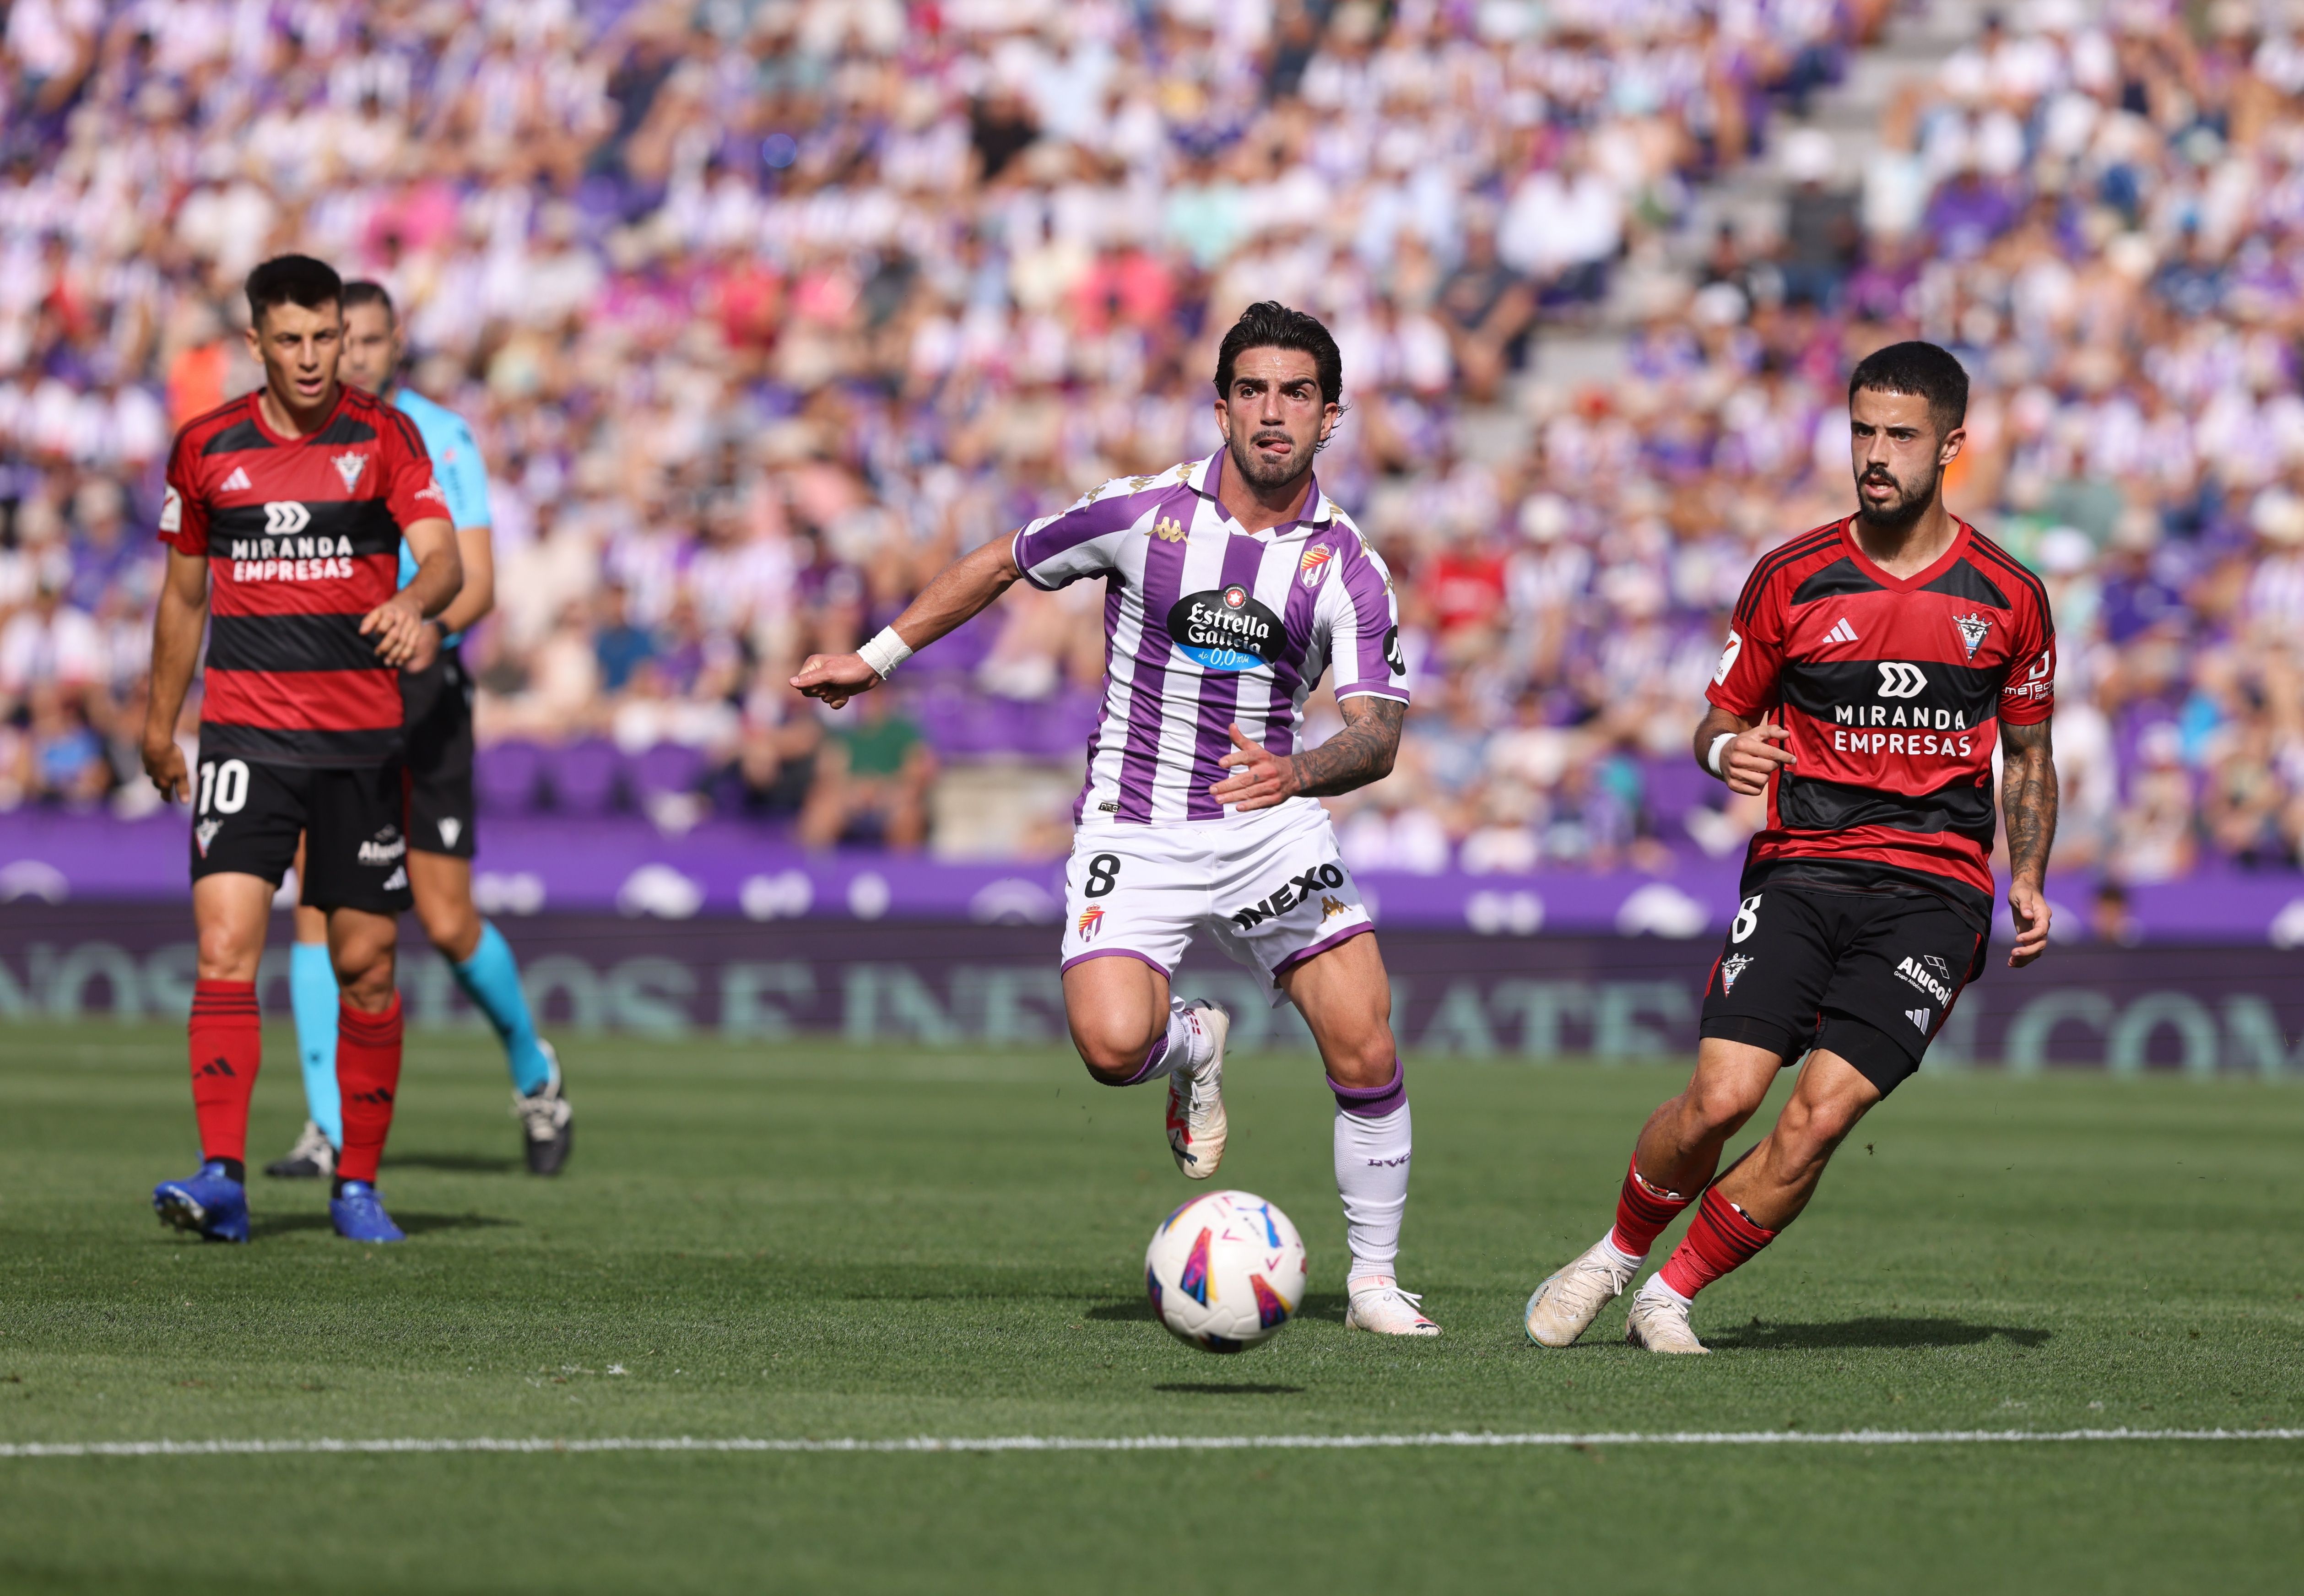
1344,1275,1441,1336
1623,1285,1709,1355
1523,1235,1641,1348
1164,1002,1228,1179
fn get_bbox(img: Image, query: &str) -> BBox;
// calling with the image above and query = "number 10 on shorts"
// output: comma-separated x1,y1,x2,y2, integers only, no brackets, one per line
198,758,249,815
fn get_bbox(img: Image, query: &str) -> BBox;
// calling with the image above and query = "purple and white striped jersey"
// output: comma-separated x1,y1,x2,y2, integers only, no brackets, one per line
1012,450,1408,827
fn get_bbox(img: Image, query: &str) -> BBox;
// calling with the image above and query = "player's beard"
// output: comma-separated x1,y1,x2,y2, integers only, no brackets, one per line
1854,462,1939,534
1227,427,1315,493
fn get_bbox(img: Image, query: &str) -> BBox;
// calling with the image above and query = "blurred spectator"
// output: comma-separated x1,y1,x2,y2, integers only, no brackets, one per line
798,692,936,851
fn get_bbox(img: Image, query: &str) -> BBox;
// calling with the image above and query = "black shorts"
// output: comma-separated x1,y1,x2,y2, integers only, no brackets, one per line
1699,885,1988,1097
187,751,414,915
401,644,475,859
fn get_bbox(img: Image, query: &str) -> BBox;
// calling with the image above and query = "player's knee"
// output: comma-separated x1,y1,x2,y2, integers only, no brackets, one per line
1327,1027,1396,1090
418,896,479,960
1684,1079,1761,1138
195,920,261,982
1774,1093,1859,1165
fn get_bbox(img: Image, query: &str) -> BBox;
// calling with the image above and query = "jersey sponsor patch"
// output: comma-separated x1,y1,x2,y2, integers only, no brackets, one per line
1228,861,1347,930
1384,625,1406,676
1877,660,1927,698
160,485,183,533
1893,952,1954,1005
1168,585,1286,671
263,501,311,535
1713,628,1743,685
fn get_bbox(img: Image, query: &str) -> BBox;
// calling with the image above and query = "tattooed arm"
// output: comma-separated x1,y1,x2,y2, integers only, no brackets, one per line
2001,716,2059,968
1207,696,1406,811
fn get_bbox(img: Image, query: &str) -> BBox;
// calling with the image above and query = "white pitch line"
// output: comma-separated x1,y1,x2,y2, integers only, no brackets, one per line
1,1428,2301,1459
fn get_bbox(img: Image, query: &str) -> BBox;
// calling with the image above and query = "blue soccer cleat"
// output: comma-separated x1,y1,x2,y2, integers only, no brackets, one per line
152,1163,250,1244
329,1180,406,1243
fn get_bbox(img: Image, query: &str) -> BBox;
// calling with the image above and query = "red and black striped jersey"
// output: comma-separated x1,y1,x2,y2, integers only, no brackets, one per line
159,386,446,768
1707,515,2055,925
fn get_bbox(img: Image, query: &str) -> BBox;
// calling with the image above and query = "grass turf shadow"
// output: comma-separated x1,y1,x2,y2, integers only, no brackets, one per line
1703,1316,2051,1351
1152,1383,1307,1395
243,1211,520,1239
1086,1292,1349,1325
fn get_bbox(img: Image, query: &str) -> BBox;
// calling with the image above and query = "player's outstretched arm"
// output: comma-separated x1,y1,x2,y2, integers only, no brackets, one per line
1209,696,1405,811
2001,717,2059,968
1693,703,1795,796
142,548,211,803
791,536,1024,709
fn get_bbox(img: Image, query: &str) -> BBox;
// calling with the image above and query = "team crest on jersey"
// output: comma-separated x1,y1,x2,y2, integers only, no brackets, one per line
1952,611,1991,660
1298,542,1334,589
332,451,367,492
1150,515,1186,543
194,818,222,857
1719,954,1752,994
1077,905,1104,940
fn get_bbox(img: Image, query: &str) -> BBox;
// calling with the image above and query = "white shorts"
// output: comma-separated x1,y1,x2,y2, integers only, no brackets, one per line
1059,801,1374,1007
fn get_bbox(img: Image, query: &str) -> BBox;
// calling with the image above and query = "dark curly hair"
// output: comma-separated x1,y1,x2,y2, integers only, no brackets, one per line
1214,301,1344,407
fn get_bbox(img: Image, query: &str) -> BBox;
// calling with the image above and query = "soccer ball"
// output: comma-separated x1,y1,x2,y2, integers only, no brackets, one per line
1144,1189,1309,1353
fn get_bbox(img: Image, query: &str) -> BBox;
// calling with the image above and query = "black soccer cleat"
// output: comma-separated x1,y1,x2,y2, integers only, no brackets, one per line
511,1056,573,1176
263,1121,337,1180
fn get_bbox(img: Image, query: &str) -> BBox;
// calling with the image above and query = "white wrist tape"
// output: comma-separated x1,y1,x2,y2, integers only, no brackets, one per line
1706,731,1736,778
857,627,914,682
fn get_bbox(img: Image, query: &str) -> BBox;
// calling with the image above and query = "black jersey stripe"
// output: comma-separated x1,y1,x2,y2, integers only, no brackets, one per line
200,416,275,455
193,723,403,767
1918,557,2008,607
205,498,403,558
207,613,388,674
309,411,379,445
1734,525,1844,627
1774,767,1996,843
1964,530,2053,610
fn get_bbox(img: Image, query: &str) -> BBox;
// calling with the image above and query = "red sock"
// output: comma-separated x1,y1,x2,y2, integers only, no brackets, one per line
1608,1156,1696,1257
335,995,405,1184
1658,1186,1779,1299
189,980,261,1165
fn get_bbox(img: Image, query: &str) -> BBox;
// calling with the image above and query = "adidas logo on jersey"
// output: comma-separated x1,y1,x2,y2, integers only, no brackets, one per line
1907,1007,1932,1033
218,466,252,493
1825,617,1859,645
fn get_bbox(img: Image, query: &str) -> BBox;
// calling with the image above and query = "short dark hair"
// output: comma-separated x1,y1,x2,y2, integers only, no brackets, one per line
1848,340,1969,436
245,254,343,326
1215,301,1343,407
341,279,397,323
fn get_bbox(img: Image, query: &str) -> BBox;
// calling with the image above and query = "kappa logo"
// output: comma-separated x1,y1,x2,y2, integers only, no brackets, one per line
1719,953,1752,994
1877,661,1928,699
1907,1007,1932,1033
1229,862,1348,930
1953,611,1992,660
436,817,462,850
263,501,312,535
1149,515,1187,543
332,451,368,492
1824,617,1859,645
217,467,252,493
1077,904,1104,941
1320,894,1350,920
194,818,222,856
1298,543,1335,589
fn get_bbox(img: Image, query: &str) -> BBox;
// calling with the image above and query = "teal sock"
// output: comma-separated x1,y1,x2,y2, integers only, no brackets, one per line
454,921,554,1095
288,941,343,1147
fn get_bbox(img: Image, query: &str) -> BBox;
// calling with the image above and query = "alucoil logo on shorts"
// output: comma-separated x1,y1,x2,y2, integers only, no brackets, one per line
1894,953,1953,1005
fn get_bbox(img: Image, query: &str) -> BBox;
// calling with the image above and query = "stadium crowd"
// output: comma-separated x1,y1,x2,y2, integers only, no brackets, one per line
2,0,2303,889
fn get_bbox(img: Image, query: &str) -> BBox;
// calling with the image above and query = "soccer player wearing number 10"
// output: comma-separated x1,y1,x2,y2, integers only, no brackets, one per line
1523,341,2061,1353
795,303,1440,1336
141,256,462,1244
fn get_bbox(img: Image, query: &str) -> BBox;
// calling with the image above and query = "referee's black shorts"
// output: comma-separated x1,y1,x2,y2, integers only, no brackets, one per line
1698,884,1988,1097
401,644,476,859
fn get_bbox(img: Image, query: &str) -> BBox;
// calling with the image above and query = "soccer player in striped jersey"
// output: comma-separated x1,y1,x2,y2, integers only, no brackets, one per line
795,303,1438,1336
143,255,463,1244
264,281,570,1185
1523,341,2062,1353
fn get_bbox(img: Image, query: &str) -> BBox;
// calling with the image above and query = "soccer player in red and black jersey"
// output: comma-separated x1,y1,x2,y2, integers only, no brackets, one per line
1524,341,2060,1353
141,255,462,1245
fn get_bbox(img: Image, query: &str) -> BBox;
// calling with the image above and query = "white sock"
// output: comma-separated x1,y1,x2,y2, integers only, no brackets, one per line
1600,1234,1644,1270
1637,1273,1691,1309
1334,1102,1411,1282
1168,999,1217,1077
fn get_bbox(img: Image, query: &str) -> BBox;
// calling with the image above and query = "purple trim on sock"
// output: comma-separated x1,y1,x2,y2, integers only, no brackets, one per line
1060,948,1172,979
1330,1058,1405,1119
1269,921,1372,983
1109,1030,1170,1087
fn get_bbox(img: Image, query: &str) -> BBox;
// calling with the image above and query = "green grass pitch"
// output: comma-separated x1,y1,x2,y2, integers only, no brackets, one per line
0,1021,2299,1594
